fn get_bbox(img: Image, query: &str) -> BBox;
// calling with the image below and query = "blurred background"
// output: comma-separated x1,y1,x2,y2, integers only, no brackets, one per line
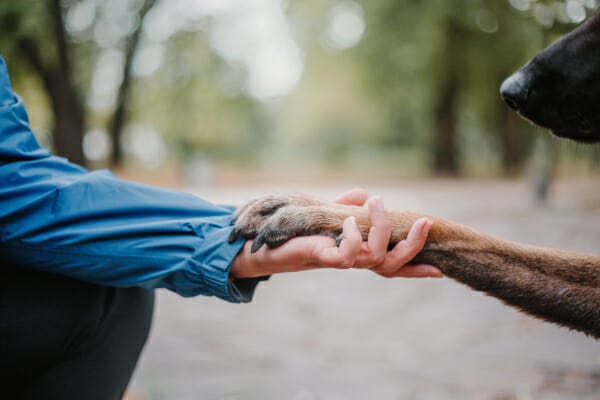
2,0,600,183
2,0,600,399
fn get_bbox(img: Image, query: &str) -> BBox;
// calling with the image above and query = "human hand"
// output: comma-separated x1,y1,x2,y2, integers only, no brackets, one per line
367,215,442,278
335,189,442,278
229,188,442,279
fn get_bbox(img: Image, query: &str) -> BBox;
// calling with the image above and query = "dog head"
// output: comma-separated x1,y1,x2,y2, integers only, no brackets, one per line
500,14,600,143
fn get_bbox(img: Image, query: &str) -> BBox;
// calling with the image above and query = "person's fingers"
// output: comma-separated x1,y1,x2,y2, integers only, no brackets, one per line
373,217,432,273
359,197,391,267
315,216,362,268
260,235,335,272
337,216,363,267
376,264,443,278
333,188,369,206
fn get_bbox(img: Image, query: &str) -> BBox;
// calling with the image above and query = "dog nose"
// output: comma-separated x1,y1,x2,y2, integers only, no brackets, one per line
500,71,529,111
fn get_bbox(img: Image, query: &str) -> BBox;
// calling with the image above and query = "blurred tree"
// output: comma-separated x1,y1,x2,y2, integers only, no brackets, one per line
358,0,598,176
357,0,470,175
462,1,542,176
430,8,465,175
1,0,597,177
0,0,85,164
0,0,156,167
107,0,156,167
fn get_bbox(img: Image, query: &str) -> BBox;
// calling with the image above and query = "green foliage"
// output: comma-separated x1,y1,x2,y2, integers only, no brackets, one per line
0,0,598,175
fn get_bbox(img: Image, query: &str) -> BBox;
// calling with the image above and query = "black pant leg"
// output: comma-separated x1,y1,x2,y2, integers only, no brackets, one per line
0,264,154,400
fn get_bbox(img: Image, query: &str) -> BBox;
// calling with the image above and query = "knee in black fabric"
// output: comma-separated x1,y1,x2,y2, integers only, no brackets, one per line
0,265,155,399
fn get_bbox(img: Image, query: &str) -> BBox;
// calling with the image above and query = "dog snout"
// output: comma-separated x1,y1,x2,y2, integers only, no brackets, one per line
500,70,530,112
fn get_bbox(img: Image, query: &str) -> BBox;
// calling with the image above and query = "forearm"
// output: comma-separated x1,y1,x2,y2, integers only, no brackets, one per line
397,215,600,337
231,194,600,336
413,246,600,337
322,206,600,336
0,170,254,300
0,54,272,302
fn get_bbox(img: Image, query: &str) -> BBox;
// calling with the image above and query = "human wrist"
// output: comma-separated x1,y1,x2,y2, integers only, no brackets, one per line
230,241,264,279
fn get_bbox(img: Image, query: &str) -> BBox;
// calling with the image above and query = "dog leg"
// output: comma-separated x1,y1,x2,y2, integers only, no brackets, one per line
232,194,600,338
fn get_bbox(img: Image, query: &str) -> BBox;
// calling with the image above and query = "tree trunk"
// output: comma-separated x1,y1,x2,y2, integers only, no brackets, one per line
48,0,86,166
433,78,458,175
108,0,157,167
432,20,461,176
48,70,85,166
16,39,86,166
499,104,521,176
109,74,128,167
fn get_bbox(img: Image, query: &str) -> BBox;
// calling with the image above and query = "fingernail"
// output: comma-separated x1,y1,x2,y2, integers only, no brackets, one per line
371,196,383,210
426,266,443,278
421,219,432,236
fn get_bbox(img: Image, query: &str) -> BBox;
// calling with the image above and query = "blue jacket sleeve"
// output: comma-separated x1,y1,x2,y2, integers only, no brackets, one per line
0,55,266,303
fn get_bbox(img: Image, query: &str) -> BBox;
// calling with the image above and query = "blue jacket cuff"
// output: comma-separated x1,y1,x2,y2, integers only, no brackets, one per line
186,223,270,303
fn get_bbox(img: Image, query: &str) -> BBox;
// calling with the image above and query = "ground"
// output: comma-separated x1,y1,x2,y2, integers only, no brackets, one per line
128,179,600,400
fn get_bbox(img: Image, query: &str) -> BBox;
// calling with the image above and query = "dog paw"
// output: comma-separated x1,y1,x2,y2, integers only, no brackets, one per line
249,206,339,252
229,194,322,243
